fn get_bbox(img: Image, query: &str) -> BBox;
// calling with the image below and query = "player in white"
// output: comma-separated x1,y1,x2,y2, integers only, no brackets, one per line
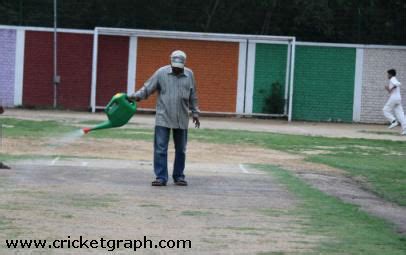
383,69,406,135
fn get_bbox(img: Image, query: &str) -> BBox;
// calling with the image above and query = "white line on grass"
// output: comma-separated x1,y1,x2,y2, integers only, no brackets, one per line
81,162,88,167
50,156,60,166
239,164,250,174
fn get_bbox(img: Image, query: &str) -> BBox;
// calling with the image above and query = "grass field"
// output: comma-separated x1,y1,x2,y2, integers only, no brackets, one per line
258,165,406,254
1,116,405,254
2,118,405,206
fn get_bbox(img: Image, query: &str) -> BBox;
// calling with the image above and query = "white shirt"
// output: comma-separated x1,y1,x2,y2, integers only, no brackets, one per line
389,77,401,99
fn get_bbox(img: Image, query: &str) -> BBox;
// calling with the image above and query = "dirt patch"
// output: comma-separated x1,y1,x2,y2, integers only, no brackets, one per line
2,137,335,172
0,159,322,254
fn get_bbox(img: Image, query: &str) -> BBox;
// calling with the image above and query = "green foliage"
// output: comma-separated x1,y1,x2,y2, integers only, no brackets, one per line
261,82,285,114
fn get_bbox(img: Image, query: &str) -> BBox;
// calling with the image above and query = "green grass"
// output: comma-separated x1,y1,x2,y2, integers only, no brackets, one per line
139,204,162,208
226,227,261,231
358,130,400,136
0,202,32,211
41,193,118,209
186,128,406,154
1,118,77,137
2,118,405,205
0,217,12,231
79,120,104,125
66,194,117,208
257,164,406,255
181,210,212,216
257,252,286,255
0,153,52,162
85,127,153,140
0,216,22,240
0,153,106,162
308,154,406,206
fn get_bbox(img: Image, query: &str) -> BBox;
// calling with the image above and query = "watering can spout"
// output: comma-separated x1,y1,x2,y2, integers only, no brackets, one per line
81,93,137,134
83,121,113,134
82,127,92,134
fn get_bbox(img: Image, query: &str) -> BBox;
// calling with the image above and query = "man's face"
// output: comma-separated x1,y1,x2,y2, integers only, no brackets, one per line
387,73,392,79
172,66,184,75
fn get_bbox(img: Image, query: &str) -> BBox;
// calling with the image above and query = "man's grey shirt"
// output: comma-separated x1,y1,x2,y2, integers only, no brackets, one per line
133,65,200,129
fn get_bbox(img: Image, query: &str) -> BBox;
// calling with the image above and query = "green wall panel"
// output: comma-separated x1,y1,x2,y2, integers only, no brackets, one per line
253,44,288,113
292,46,356,122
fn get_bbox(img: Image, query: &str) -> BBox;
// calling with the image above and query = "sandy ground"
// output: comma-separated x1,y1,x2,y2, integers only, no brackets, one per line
3,109,406,141
0,157,323,254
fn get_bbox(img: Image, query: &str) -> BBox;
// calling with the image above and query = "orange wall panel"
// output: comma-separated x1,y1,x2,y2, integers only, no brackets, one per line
135,38,239,113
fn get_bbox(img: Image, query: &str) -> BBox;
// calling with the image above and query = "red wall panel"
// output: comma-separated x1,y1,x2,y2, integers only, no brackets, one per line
23,31,53,107
95,35,129,106
23,31,93,109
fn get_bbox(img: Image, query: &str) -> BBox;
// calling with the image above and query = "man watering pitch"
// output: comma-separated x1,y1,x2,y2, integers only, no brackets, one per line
128,50,200,186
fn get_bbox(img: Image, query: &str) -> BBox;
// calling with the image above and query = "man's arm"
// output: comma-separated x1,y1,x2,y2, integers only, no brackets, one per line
384,84,390,92
389,86,397,93
385,81,398,94
128,70,160,101
189,73,200,128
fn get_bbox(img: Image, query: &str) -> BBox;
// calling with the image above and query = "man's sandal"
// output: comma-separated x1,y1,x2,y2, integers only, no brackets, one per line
0,162,10,169
151,179,167,186
174,179,188,186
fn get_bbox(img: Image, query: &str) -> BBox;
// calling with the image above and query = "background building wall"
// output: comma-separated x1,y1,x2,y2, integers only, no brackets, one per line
135,37,239,113
292,46,356,122
360,49,406,123
0,29,16,107
23,31,93,109
1,25,406,123
252,43,288,114
95,35,129,107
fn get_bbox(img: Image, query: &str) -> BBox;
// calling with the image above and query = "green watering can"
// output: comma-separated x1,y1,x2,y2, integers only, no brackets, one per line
82,93,137,134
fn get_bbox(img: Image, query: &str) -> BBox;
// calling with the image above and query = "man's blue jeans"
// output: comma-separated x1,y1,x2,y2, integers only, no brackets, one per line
154,126,188,183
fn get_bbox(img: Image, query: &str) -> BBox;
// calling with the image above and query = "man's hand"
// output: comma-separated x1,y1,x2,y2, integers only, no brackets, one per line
193,116,200,128
127,94,141,102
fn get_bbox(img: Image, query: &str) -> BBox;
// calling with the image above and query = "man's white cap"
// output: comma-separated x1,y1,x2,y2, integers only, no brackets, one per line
170,50,187,68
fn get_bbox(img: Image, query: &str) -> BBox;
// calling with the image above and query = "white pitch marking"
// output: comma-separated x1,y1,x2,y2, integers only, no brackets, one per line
50,156,60,165
81,162,88,167
239,164,250,174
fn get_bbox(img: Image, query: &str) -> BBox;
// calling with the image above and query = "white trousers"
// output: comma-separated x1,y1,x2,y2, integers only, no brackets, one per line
383,97,406,130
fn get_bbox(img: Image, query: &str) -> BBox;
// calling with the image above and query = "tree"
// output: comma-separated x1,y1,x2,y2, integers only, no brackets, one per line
0,0,404,45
